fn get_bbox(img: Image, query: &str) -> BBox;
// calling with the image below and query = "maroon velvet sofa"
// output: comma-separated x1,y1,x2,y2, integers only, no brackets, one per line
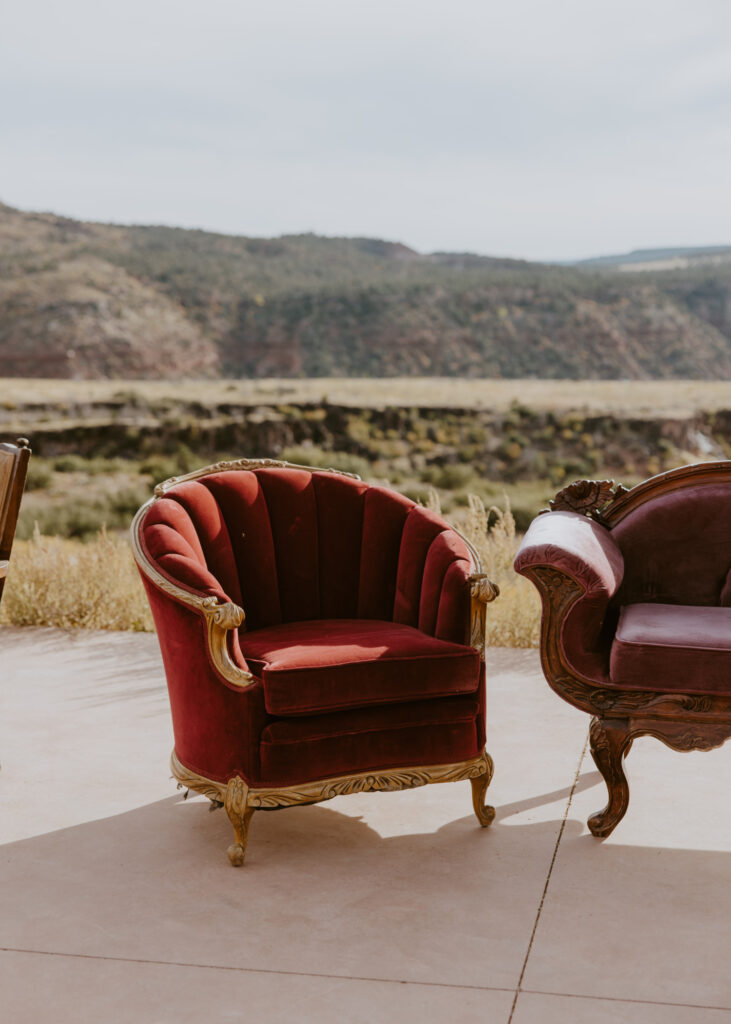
132,458,499,865
514,464,731,837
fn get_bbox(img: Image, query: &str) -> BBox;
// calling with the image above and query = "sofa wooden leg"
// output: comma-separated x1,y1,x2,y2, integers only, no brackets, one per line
224,776,254,867
470,754,495,827
588,717,633,838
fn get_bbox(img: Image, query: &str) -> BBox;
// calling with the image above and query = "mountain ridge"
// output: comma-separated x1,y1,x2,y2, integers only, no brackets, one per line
2,202,731,380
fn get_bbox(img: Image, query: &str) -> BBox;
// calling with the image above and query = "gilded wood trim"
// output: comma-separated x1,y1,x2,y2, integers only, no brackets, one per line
171,748,494,864
469,572,500,656
171,748,493,808
247,750,493,808
153,456,360,497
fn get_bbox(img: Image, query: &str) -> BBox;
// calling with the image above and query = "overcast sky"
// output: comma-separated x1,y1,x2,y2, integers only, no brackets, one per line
2,0,730,261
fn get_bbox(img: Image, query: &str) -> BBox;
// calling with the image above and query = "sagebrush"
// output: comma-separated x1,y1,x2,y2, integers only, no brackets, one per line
0,527,152,631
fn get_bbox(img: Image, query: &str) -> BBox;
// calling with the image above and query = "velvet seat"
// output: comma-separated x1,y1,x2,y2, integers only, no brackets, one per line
240,618,481,715
515,464,731,838
610,604,731,694
133,458,499,865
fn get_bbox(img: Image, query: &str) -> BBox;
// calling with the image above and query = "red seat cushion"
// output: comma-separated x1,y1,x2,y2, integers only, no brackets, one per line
259,696,481,786
239,618,480,716
610,603,731,694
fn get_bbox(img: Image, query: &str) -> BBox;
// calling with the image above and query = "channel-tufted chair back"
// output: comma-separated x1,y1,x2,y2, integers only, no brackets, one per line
139,466,473,643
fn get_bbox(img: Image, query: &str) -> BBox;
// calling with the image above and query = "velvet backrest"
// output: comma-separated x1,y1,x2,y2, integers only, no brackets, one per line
139,467,474,641
611,482,731,607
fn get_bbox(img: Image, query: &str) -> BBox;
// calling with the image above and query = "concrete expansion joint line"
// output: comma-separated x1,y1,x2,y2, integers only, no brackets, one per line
0,946,513,993
508,730,590,1024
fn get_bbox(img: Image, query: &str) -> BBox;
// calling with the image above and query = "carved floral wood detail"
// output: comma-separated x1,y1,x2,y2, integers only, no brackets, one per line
543,478,630,523
171,749,494,865
469,572,500,655
154,456,361,497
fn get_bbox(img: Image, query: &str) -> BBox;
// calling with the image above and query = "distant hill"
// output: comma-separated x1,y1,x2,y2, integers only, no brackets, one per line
573,246,731,271
2,202,731,379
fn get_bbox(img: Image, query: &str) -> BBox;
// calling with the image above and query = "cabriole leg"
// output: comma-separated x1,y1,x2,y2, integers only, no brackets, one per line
224,776,254,866
588,717,633,838
470,753,496,827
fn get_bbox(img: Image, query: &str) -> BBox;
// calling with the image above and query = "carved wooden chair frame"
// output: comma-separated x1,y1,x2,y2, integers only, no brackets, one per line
132,457,499,865
0,437,31,604
520,463,731,838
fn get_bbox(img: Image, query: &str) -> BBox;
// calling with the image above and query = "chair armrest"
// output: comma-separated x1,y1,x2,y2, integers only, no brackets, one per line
514,511,624,683
131,502,254,689
469,572,500,656
514,511,624,599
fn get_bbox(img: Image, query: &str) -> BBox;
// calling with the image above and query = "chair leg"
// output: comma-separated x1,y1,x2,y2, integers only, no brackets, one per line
224,776,255,866
588,717,633,838
470,753,496,827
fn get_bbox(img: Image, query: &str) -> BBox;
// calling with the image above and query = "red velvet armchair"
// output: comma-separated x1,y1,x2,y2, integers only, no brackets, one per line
132,458,499,865
515,464,731,838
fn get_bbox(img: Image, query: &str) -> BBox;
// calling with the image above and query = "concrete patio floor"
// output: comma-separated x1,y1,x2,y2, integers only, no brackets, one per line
1,626,730,1023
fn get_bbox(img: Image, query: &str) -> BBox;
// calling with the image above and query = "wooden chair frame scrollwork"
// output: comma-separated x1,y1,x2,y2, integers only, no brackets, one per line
132,457,499,865
519,464,731,838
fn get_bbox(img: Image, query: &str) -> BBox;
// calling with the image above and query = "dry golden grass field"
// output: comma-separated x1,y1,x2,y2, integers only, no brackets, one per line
2,377,730,416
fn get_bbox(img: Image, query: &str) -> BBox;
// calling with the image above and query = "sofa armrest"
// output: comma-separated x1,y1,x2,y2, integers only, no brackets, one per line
514,511,624,683
514,511,624,599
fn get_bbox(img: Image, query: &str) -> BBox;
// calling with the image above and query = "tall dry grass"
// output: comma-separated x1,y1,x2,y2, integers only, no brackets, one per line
464,495,541,647
1,497,540,645
432,490,541,648
0,526,153,631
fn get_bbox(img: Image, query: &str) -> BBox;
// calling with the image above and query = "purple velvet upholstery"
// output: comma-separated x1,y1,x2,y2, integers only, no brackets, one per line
610,603,731,694
612,483,731,607
513,511,624,681
138,467,483,788
514,479,731,696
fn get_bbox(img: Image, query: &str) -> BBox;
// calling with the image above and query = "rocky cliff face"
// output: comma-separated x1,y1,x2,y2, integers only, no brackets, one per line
0,257,220,378
2,202,731,379
226,284,731,379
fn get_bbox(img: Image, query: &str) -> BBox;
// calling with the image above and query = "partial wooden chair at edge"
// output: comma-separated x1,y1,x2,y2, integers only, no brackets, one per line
0,438,31,605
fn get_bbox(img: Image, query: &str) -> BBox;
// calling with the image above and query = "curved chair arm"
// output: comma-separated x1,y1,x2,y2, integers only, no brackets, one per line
198,597,254,688
514,511,624,597
514,511,624,686
469,572,500,656
131,502,255,689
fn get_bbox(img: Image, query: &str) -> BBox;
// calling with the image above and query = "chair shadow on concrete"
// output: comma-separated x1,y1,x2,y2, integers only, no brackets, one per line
2,767,729,1002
